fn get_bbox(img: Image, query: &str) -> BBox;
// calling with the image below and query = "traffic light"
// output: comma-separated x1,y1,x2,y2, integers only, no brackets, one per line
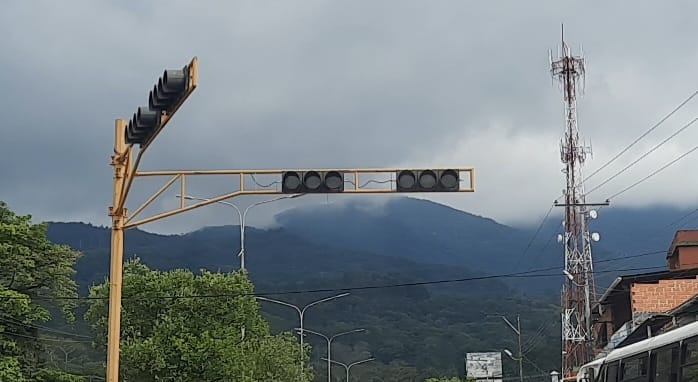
395,169,459,192
125,59,197,146
148,67,190,112
125,107,161,144
282,171,345,193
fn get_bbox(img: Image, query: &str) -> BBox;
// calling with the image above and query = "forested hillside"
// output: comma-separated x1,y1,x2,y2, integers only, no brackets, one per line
43,197,687,380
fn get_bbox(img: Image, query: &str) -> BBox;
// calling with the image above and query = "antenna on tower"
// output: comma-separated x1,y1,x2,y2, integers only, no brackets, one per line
550,28,609,379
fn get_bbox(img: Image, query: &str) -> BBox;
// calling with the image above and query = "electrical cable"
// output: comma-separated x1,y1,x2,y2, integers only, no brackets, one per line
583,89,698,183
667,207,698,228
0,317,91,339
586,117,698,196
512,204,555,272
0,263,668,303
607,143,698,201
2,331,93,344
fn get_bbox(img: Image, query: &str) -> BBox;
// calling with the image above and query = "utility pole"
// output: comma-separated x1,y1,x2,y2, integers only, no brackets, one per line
550,27,605,379
496,315,523,382
517,315,523,382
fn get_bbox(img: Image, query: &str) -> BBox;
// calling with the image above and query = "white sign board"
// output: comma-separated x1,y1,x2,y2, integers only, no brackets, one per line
466,352,503,382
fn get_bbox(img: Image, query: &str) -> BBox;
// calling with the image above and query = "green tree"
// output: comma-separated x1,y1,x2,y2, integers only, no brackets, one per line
85,259,312,381
0,201,81,380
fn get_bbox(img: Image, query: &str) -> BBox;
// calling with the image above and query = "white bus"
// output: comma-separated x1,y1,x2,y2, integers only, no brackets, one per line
577,320,698,382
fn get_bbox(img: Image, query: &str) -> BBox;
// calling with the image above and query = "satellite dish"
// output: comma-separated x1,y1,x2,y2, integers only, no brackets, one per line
591,232,600,242
589,210,598,219
557,234,563,243
562,220,566,227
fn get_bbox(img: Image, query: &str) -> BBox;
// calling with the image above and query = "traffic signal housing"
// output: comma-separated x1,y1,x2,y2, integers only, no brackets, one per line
148,67,190,113
282,171,345,193
395,169,460,192
125,107,161,144
125,58,197,146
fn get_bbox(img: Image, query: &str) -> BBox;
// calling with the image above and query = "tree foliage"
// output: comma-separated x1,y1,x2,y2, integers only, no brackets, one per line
85,259,312,381
0,201,81,380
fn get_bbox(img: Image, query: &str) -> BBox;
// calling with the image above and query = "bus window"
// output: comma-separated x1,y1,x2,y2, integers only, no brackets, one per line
621,354,648,382
607,362,619,382
681,338,698,382
597,364,608,382
652,345,679,382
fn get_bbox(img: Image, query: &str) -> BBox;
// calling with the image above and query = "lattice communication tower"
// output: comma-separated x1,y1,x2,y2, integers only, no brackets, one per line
550,30,600,379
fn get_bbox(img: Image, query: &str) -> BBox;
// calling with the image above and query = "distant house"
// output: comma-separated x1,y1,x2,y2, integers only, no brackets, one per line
592,230,698,354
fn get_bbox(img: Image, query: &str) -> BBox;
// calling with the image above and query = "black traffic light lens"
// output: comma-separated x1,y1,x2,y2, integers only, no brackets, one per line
418,170,437,189
282,172,302,192
397,170,416,189
136,107,160,128
162,68,187,93
304,171,322,190
325,171,344,191
439,170,459,190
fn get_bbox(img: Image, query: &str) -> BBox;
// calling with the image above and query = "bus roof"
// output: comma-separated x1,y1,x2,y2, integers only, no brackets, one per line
605,320,698,362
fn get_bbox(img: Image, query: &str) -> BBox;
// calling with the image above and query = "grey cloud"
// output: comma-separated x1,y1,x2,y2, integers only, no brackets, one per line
2,1,698,233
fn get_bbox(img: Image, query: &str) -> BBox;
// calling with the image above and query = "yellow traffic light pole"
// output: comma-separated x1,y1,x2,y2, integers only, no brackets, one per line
107,119,128,382
106,57,475,382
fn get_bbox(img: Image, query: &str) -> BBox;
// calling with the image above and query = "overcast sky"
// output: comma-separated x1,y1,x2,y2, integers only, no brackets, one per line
2,1,698,234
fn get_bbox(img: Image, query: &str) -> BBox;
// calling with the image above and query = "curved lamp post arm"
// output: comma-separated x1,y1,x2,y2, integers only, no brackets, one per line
348,357,375,369
323,358,347,369
178,194,244,262
295,328,329,342
504,349,522,361
178,194,243,221
255,296,302,315
301,292,350,315
304,327,363,382
239,194,303,267
178,194,303,270
331,328,366,342
256,294,348,376
323,357,374,382
242,193,305,221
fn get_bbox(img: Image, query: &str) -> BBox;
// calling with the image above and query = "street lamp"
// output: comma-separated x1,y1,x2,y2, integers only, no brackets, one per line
489,314,524,382
295,328,365,382
177,193,303,270
504,349,547,381
322,357,375,382
256,293,350,372
504,349,518,359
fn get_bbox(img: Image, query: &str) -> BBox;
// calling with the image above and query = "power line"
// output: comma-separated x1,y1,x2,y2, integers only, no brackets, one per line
607,143,698,201
595,249,666,264
512,204,555,272
522,354,547,375
667,207,698,228
681,214,698,228
525,229,560,272
2,331,93,344
0,263,667,303
0,317,91,339
521,321,554,355
586,117,698,196
583,89,698,183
